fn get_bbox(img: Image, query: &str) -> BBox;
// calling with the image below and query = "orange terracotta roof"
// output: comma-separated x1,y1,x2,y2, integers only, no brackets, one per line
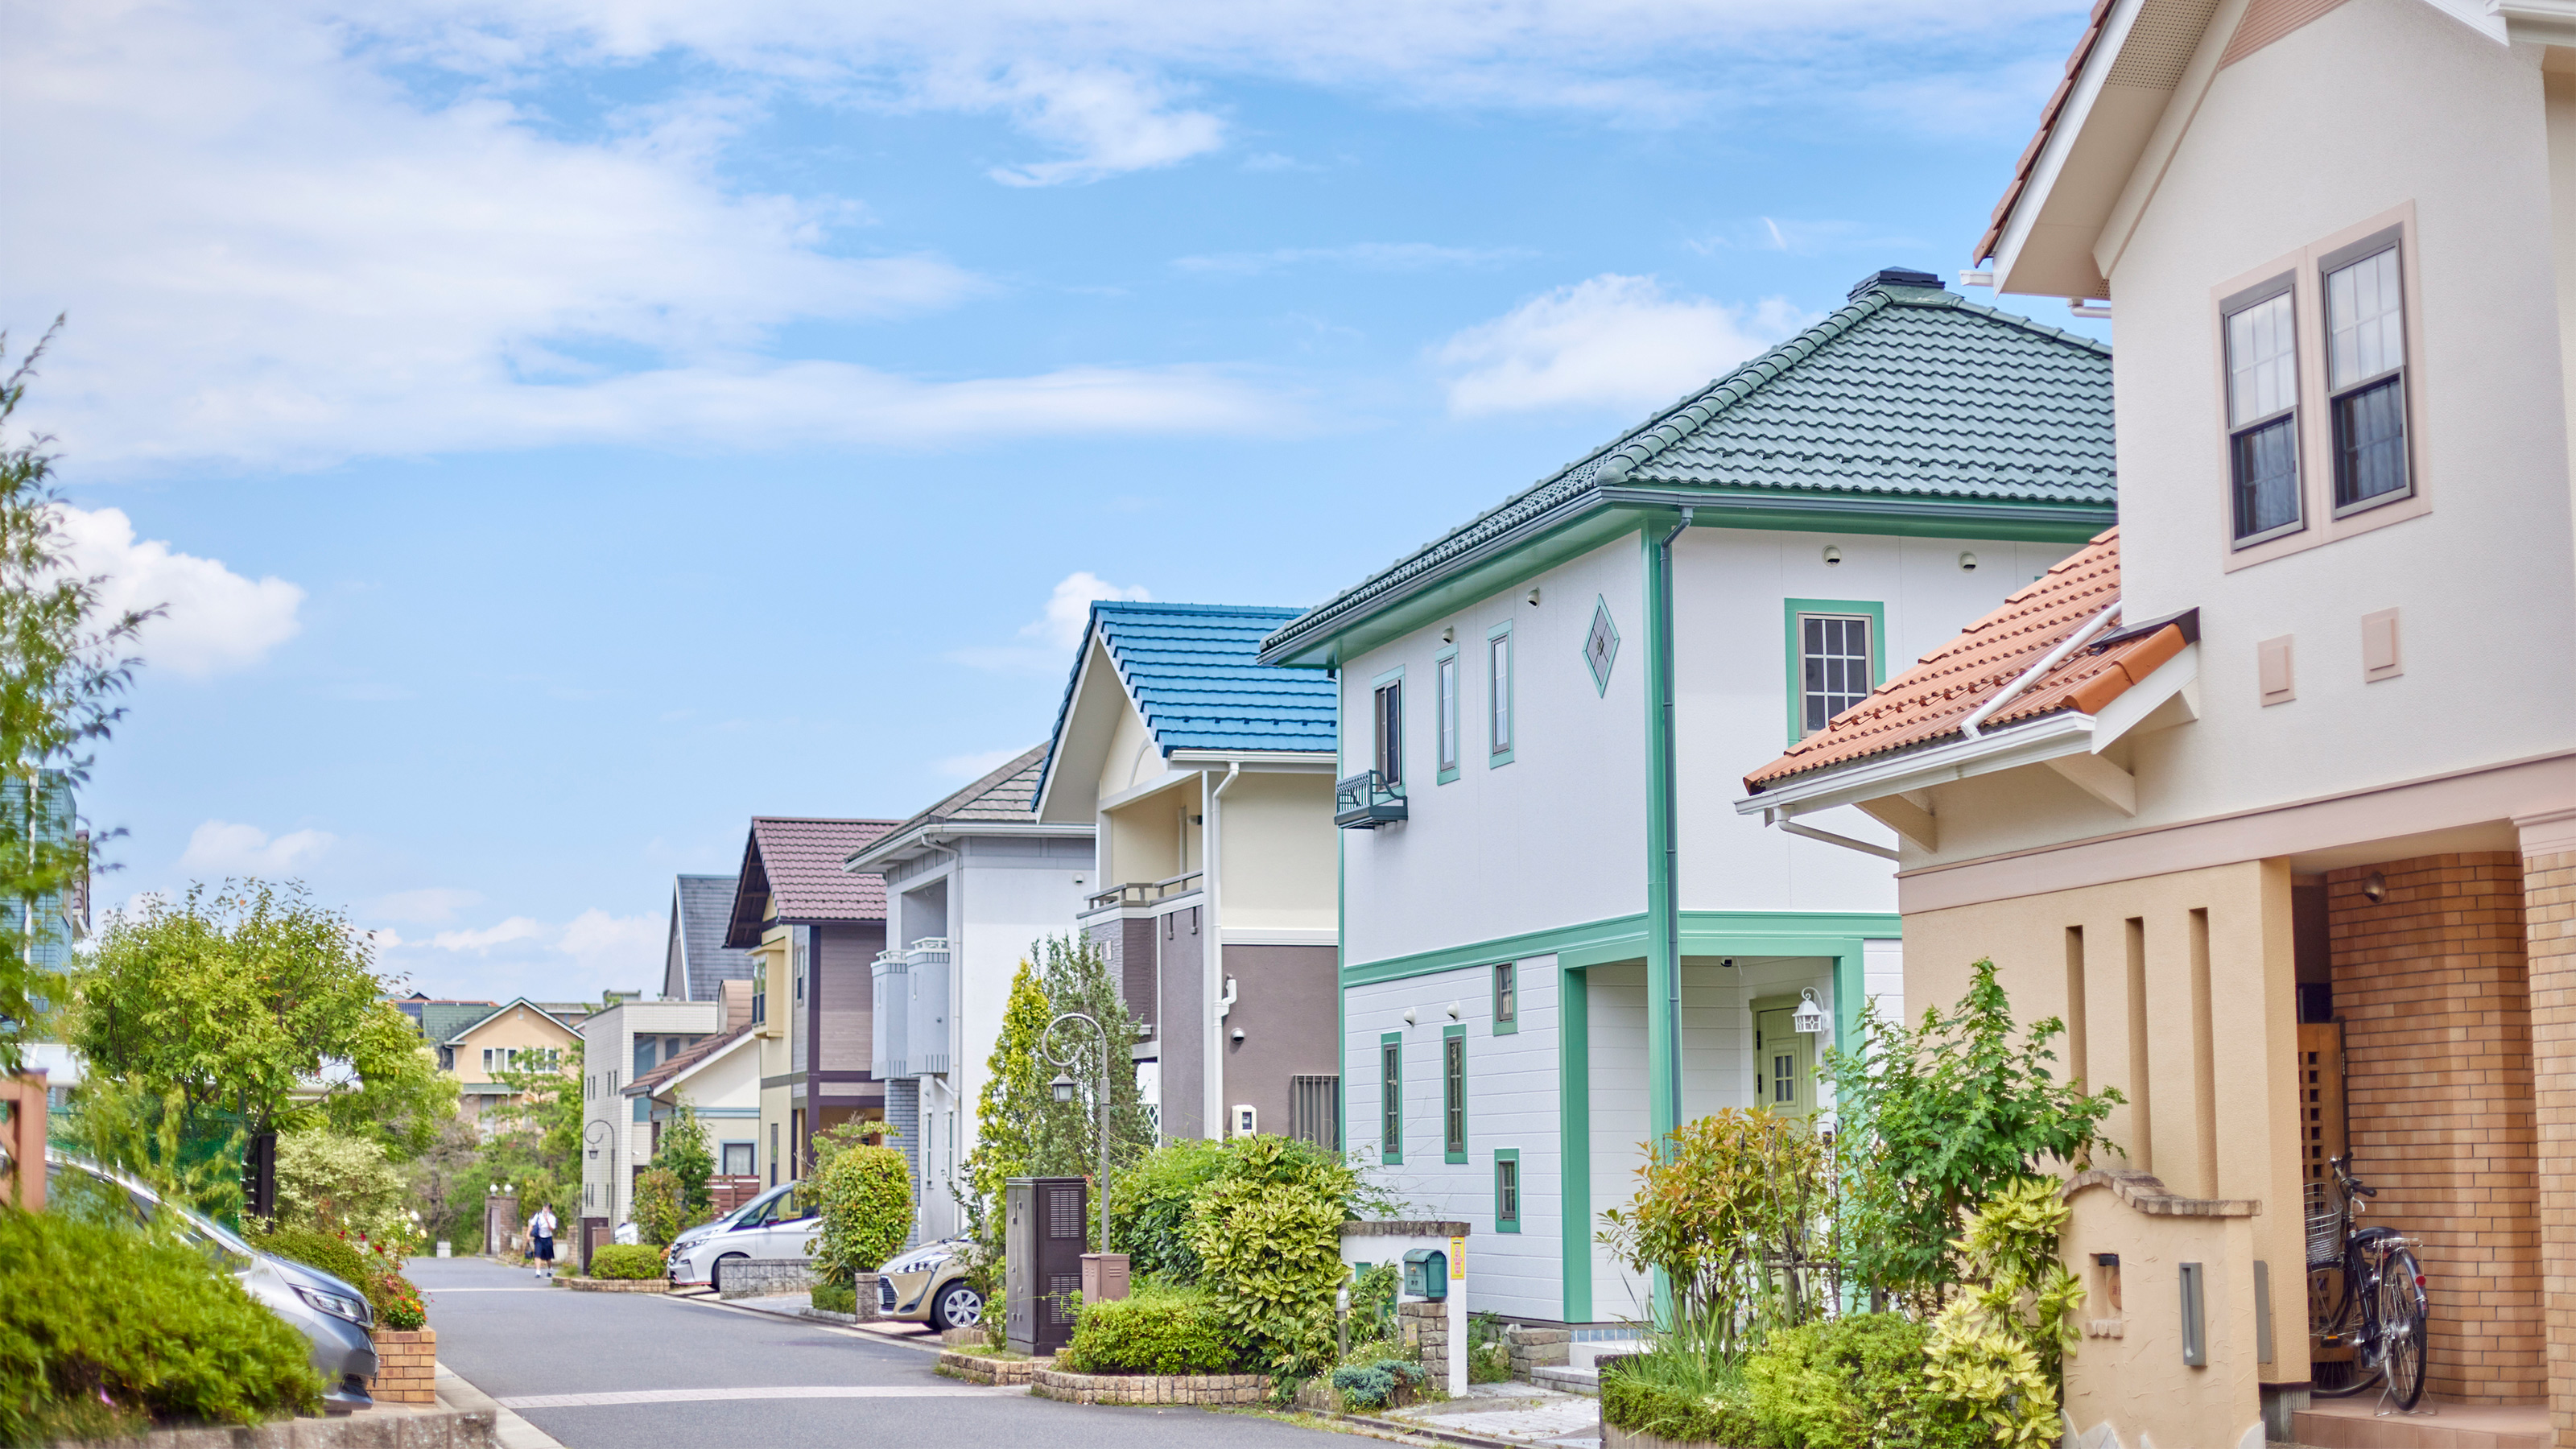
1744,527,2190,792
1972,0,2116,266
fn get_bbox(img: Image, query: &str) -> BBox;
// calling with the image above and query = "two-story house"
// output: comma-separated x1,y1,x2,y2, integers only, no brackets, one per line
1258,269,2118,1330
622,980,761,1213
1036,602,1341,1146
844,745,1095,1244
1740,4,2576,1444
578,994,723,1236
724,817,896,1187
436,997,581,1135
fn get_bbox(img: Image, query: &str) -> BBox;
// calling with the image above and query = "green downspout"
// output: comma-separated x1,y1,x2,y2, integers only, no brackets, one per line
1645,507,1692,1146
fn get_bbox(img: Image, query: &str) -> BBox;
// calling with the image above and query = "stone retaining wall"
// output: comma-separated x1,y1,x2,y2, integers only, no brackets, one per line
1030,1368,1268,1406
716,1260,814,1298
1505,1324,1570,1382
936,1350,1044,1386
1397,1301,1449,1385
1602,1422,1724,1449
49,1408,495,1449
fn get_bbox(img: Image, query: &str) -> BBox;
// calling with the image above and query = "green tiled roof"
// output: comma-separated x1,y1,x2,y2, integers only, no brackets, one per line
1259,276,2114,668
415,1001,499,1043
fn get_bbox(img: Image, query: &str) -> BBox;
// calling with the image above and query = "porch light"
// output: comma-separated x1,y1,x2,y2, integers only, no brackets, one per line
1051,1072,1077,1104
1792,989,1827,1035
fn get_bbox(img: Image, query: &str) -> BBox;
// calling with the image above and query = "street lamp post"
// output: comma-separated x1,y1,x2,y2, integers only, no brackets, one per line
1043,1011,1113,1253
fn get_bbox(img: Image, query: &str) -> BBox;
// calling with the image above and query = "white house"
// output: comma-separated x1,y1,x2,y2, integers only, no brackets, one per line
578,995,723,1234
1257,269,2120,1328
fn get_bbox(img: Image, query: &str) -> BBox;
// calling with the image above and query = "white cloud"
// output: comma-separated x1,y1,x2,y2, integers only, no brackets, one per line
556,908,662,976
179,819,337,874
976,64,1226,186
1174,243,1535,276
427,916,548,952
1026,571,1151,650
381,906,660,1000
55,505,303,677
369,886,482,924
1435,275,1810,415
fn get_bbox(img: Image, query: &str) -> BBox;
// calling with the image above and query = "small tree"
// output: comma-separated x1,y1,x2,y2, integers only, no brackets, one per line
275,1128,414,1249
1028,934,1155,1249
631,1167,688,1248
1599,1108,1834,1364
961,959,1050,1238
809,1141,912,1283
1186,1134,1363,1376
1925,1177,2084,1449
658,1100,715,1221
1824,958,2123,1307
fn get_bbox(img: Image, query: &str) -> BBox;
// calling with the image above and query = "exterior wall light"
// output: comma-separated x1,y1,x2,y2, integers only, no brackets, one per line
2363,871,2388,903
1051,1072,1077,1103
1792,989,1828,1035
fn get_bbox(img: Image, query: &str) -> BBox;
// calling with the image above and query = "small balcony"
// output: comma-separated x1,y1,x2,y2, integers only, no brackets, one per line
1084,871,1205,912
1335,771,1408,829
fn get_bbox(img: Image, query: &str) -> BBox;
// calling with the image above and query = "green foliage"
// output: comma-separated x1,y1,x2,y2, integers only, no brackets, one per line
1348,1261,1398,1341
1466,1311,1512,1385
1825,960,2121,1303
961,959,1051,1246
249,1221,420,1327
69,881,456,1161
1109,1137,1227,1282
1924,1178,2083,1449
1058,1285,1234,1374
811,1142,912,1278
480,1039,583,1225
375,1273,427,1331
276,1128,416,1251
810,1280,857,1314
1744,1315,1973,1449
1330,1356,1425,1410
658,1101,715,1220
588,1245,664,1281
631,1167,690,1248
809,1115,894,1170
51,1080,246,1224
1186,1134,1360,1376
1027,935,1158,1245
1599,1348,1764,1445
0,325,154,1078
0,1208,323,1441
1599,1108,1835,1364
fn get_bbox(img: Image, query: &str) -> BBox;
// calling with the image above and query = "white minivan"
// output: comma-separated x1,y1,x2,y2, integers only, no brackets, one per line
667,1183,819,1292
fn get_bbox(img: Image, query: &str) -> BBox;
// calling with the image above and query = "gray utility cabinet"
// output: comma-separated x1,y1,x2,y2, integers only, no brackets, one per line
869,949,910,1078
905,939,952,1075
1005,1176,1088,1357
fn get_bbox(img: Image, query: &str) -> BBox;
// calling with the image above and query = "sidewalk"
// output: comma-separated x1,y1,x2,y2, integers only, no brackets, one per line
1364,1384,1600,1449
674,1288,948,1349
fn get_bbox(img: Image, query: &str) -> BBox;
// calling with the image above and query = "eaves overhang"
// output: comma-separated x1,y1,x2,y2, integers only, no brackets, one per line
1734,711,2101,819
843,819,1092,875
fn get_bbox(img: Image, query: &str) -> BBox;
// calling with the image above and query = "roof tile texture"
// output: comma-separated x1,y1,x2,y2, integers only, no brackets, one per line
1744,528,2182,790
749,817,896,919
672,873,760,1002
1094,603,1335,754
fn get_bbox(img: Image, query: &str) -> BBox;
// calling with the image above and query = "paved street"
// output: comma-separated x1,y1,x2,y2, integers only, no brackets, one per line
412,1257,1348,1449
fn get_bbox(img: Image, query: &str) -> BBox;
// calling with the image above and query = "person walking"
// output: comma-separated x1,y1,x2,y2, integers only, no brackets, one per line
529,1203,558,1278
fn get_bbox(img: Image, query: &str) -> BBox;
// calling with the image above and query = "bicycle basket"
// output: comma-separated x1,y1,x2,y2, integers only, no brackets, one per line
2305,1181,2344,1267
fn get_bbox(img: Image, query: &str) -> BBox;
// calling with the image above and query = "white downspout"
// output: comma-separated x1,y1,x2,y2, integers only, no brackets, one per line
1204,762,1241,1141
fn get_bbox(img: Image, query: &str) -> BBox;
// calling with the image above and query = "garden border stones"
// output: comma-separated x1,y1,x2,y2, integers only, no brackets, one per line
716,1260,814,1299
48,1408,496,1449
1030,1368,1268,1406
935,1350,1044,1386
552,1277,669,1293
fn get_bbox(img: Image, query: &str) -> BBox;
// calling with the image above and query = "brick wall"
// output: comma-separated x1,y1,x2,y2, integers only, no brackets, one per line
2330,852,2540,1404
2520,847,2576,1446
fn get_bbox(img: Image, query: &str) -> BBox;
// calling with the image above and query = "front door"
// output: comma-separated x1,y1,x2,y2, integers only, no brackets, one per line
1752,1001,1816,1115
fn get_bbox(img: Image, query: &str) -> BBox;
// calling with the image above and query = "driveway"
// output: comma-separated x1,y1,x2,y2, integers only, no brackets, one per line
411,1256,1347,1449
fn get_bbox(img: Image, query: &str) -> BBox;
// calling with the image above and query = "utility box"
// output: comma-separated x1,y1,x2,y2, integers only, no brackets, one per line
1005,1176,1088,1357
870,950,910,1078
1082,1252,1131,1304
1403,1249,1448,1300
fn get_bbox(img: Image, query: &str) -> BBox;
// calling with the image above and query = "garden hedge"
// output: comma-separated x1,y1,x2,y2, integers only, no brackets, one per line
588,1245,664,1281
1055,1286,1231,1375
811,1144,910,1278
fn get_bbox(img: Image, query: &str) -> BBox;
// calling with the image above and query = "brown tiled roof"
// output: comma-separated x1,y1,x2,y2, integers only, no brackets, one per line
1973,0,2116,266
624,1022,751,1097
1744,528,2190,791
724,816,896,946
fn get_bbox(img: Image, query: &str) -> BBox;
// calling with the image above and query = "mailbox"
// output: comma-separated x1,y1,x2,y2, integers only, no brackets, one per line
1402,1249,1448,1300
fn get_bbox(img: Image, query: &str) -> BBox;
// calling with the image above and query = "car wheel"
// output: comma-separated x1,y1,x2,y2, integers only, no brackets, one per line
928,1281,984,1332
712,1253,749,1294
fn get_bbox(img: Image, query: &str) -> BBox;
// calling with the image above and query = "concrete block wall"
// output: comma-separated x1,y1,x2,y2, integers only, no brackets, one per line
2330,852,2540,1404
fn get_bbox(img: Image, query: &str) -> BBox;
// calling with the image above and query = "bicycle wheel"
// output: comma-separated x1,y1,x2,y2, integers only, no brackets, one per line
2377,1249,2429,1410
2308,1264,2373,1396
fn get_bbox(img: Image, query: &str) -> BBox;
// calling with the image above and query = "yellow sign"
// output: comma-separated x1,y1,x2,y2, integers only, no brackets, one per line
1449,1236,1465,1279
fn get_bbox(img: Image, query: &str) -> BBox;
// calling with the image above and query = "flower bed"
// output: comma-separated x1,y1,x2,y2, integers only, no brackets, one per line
369,1327,437,1406
1030,1367,1268,1406
935,1349,1043,1386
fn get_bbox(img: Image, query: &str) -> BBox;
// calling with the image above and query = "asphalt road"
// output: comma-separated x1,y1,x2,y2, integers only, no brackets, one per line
412,1256,1346,1449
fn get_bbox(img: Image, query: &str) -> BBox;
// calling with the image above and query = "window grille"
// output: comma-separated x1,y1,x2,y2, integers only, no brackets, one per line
1443,1034,1467,1160
1799,614,1873,733
2326,246,2409,510
2226,285,2302,543
1381,1038,1403,1163
1291,1075,1341,1150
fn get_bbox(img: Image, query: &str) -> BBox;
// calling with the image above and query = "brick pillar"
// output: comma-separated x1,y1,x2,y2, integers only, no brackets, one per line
2330,852,2540,1404
2521,842,2576,1445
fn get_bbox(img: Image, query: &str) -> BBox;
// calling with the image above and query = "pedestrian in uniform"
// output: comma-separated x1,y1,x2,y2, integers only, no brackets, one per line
529,1203,557,1278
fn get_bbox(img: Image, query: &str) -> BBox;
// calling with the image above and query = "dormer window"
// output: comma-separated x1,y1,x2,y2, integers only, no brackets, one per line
2225,279,2302,546
2325,237,2409,511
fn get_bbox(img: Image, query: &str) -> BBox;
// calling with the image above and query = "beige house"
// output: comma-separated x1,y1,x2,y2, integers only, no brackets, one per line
439,998,582,1136
1739,3,2576,1447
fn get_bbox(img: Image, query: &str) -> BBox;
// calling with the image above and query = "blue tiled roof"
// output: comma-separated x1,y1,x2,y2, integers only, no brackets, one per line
1044,603,1336,796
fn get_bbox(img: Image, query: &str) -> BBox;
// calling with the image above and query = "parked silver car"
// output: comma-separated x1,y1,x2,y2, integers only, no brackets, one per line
46,1152,380,1414
666,1182,817,1292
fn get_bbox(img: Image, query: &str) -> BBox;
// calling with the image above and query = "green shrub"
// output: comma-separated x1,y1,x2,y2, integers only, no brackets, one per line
1187,1135,1359,1375
1600,1346,1765,1446
250,1224,374,1294
1746,1315,1973,1449
810,1281,857,1315
1057,1286,1232,1375
588,1245,663,1281
1466,1311,1511,1384
1111,1138,1227,1282
1330,1356,1424,1410
1348,1261,1398,1340
275,1129,416,1252
1924,1179,2081,1449
0,1209,323,1442
811,1144,911,1278
631,1166,691,1247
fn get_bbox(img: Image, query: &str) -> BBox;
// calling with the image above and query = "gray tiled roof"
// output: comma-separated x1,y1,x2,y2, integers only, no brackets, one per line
669,874,759,1003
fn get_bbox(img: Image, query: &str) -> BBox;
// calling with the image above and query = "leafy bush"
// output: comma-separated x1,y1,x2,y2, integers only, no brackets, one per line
1187,1135,1364,1375
589,1245,664,1281
276,1129,416,1251
376,1274,427,1331
810,1281,857,1315
1600,1108,1835,1364
1057,1285,1233,1374
250,1224,374,1296
0,1209,323,1442
1111,1137,1227,1282
810,1143,912,1278
631,1166,691,1247
1348,1261,1398,1340
1924,1178,2082,1449
1600,1347,1764,1446
1745,1315,1973,1449
1466,1311,1511,1384
1331,1357,1425,1410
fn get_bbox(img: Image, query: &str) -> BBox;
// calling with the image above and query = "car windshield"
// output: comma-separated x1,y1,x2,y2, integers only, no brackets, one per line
47,1158,258,1265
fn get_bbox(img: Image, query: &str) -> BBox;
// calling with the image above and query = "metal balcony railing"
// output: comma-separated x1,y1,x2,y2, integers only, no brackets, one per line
1084,871,1205,912
1335,771,1408,829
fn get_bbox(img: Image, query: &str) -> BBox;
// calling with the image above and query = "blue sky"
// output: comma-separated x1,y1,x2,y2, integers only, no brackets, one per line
0,0,2104,1001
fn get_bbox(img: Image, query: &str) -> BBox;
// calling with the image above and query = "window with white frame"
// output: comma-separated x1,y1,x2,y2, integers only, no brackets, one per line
1488,631,1513,758
1373,679,1403,786
2225,281,2302,544
2325,240,2409,511
1436,653,1459,776
1798,613,1873,734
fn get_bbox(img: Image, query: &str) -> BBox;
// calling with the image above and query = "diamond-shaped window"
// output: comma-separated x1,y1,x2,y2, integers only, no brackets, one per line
1584,597,1620,695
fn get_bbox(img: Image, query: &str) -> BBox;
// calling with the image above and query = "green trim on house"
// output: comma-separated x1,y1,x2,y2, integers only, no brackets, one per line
1485,621,1516,769
1379,1030,1405,1165
1558,963,1591,1323
1435,646,1460,785
1443,1024,1469,1164
1492,960,1519,1034
1341,910,1902,987
1835,951,1865,1080
1781,597,1888,745
1641,525,1680,1151
1494,1148,1522,1234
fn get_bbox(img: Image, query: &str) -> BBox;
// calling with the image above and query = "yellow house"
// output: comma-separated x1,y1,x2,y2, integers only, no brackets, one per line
440,998,582,1136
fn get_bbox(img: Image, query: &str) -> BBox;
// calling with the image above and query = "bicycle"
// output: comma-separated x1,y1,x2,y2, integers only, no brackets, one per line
2306,1154,2429,1410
